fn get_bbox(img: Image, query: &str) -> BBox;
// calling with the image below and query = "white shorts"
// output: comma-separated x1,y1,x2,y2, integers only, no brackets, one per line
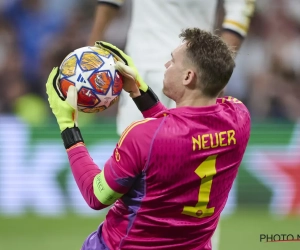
116,70,175,135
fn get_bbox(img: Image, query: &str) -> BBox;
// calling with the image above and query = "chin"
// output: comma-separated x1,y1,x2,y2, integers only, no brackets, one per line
162,86,168,96
163,89,172,100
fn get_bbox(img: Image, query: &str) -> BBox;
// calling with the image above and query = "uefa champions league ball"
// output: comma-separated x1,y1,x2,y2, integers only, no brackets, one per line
58,46,123,113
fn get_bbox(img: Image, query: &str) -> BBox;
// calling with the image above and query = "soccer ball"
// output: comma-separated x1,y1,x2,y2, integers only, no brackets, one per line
58,46,123,113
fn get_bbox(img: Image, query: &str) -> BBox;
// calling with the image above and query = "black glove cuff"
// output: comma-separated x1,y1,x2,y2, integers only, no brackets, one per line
132,87,159,112
61,127,84,149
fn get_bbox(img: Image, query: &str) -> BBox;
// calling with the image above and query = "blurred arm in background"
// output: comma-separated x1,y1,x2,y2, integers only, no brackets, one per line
216,0,256,97
221,0,256,53
89,0,256,53
88,0,124,46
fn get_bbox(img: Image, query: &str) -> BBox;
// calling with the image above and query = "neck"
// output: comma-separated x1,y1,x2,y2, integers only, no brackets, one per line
176,91,217,108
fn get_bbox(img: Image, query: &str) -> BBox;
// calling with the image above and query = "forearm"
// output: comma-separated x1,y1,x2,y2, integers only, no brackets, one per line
67,144,107,210
88,3,120,45
222,0,256,52
221,30,243,53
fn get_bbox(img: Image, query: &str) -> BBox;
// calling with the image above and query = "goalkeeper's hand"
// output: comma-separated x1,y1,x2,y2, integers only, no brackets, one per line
46,67,84,149
95,41,159,111
46,67,78,132
95,41,148,98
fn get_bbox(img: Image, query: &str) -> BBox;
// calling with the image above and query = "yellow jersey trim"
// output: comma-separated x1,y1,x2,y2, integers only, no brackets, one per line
223,19,249,33
118,119,153,147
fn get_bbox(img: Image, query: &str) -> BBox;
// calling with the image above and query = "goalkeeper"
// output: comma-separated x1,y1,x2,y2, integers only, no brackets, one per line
46,28,251,250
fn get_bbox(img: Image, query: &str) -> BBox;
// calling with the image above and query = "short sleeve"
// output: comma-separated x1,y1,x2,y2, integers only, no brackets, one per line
223,0,256,37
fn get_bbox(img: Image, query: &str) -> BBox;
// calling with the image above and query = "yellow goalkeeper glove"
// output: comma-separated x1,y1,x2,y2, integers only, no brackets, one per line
46,67,84,149
95,41,148,93
46,67,77,132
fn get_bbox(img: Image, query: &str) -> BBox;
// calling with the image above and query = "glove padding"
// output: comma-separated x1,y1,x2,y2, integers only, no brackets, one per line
95,41,148,93
46,67,78,132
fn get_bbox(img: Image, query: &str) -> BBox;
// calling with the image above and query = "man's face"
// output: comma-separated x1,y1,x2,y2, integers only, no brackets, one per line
163,43,187,100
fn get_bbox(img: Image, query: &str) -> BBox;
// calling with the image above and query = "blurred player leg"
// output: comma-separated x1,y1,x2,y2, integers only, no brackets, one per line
211,224,220,250
116,70,168,135
212,181,237,249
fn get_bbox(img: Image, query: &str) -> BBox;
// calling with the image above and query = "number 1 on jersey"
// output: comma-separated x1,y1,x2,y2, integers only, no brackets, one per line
182,155,217,218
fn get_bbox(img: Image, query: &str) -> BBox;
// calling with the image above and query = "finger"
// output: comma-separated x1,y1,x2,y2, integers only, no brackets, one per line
46,67,58,94
96,41,118,51
95,41,126,65
66,85,78,110
52,69,65,101
46,67,59,108
115,61,136,79
98,41,128,65
66,85,78,126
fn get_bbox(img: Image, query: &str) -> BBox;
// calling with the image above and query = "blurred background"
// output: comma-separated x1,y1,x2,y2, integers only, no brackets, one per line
0,0,300,250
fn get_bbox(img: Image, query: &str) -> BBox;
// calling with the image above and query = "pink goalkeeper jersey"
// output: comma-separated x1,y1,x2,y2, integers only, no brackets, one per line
74,96,251,250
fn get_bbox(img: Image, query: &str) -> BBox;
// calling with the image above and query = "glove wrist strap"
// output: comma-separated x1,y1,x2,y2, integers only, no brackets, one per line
61,127,84,149
133,87,159,112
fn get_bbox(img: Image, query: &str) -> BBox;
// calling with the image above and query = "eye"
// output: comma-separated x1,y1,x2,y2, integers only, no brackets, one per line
170,53,175,62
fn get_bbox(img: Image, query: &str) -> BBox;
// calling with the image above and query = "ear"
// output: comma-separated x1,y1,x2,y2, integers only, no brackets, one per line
182,69,196,86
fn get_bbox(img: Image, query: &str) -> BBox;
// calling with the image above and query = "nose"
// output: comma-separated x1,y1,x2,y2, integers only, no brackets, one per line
165,60,171,69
